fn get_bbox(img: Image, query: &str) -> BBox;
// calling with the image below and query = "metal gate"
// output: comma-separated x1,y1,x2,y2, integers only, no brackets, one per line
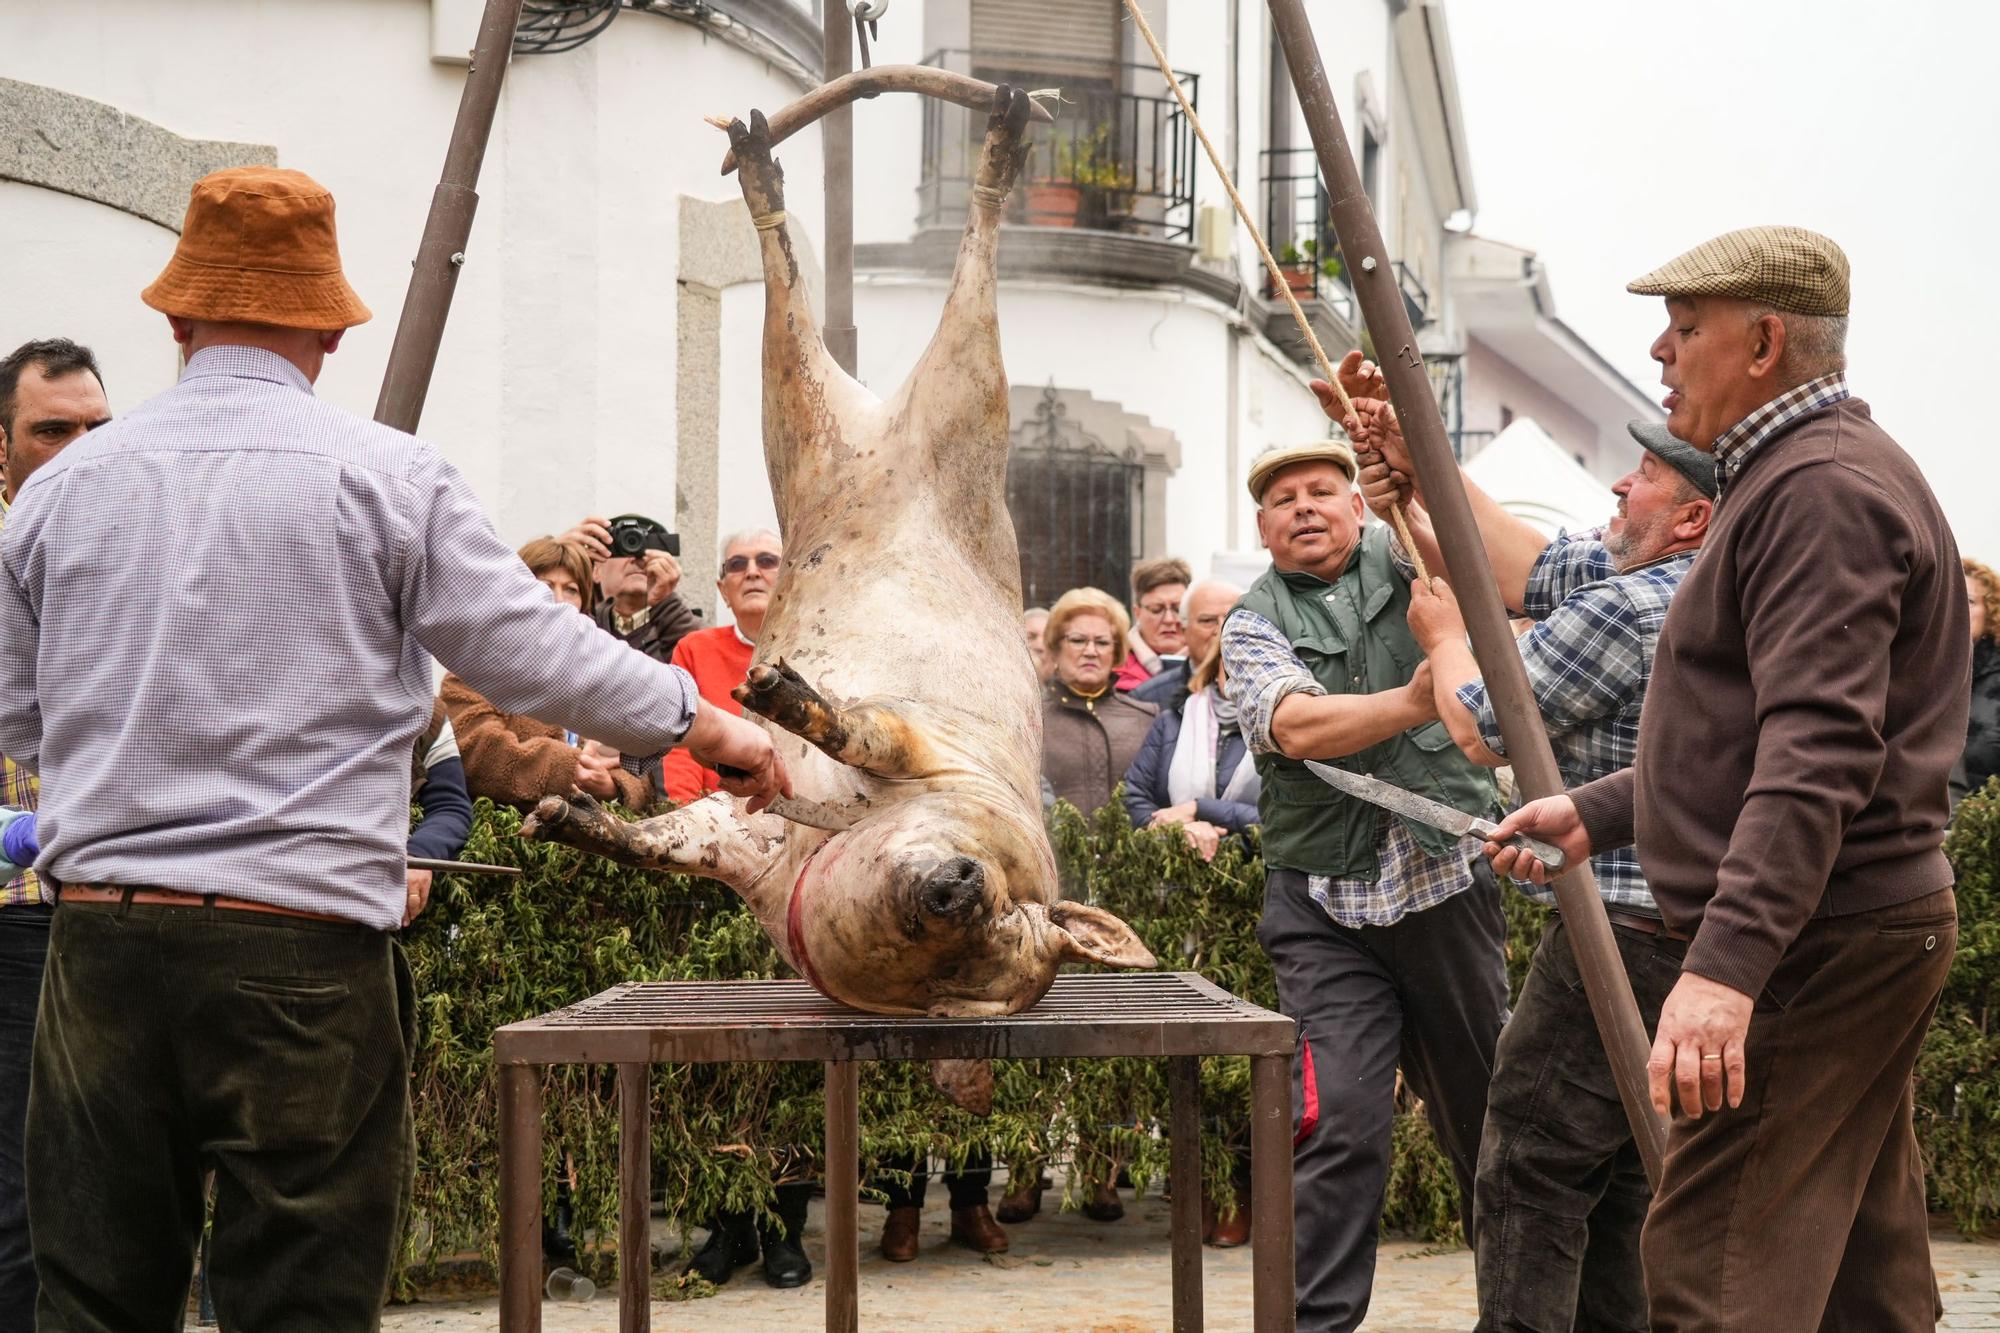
1007,383,1144,608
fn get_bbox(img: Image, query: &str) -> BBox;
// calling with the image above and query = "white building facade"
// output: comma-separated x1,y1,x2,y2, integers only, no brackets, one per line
1,0,1653,616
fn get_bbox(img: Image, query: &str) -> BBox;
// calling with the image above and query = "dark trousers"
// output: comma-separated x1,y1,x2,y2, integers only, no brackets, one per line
1643,887,1956,1333
28,900,416,1333
1257,867,1509,1333
877,1148,993,1211
0,906,50,1328
1475,917,1683,1332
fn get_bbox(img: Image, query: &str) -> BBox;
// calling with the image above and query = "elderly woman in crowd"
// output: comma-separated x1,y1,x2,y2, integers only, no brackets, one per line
440,537,656,812
1040,588,1158,816
1955,557,2000,809
1122,640,1260,861
1113,557,1191,692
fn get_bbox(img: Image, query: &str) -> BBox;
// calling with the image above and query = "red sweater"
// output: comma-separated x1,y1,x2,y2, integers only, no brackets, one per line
660,626,755,803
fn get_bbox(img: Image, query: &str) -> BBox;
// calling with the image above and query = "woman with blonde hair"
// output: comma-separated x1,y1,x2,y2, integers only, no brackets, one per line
1038,587,1157,817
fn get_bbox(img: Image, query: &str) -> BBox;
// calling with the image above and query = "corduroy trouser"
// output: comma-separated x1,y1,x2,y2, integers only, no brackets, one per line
1642,886,1956,1332
1257,866,1509,1333
28,897,414,1332
0,905,50,1330
1474,916,1682,1332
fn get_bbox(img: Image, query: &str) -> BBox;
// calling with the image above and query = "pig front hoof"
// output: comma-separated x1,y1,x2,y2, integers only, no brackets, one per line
520,794,572,840
986,83,1032,141
735,660,843,745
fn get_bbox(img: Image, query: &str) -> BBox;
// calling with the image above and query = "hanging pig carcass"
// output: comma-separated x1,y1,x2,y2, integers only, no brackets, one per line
523,84,1156,1056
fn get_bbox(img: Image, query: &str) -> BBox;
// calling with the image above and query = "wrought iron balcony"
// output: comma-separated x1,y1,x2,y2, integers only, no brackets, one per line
917,48,1198,241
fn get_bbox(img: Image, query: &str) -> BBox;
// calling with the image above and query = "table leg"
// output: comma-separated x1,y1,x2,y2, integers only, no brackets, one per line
618,1062,651,1331
1249,1053,1295,1332
824,1060,860,1333
499,1062,544,1333
1168,1055,1204,1332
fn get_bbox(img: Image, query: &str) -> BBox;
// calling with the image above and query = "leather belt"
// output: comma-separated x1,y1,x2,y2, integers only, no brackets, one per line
59,884,354,926
1604,909,1692,944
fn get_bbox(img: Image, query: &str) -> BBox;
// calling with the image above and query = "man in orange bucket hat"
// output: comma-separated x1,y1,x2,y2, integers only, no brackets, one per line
1,166,791,1327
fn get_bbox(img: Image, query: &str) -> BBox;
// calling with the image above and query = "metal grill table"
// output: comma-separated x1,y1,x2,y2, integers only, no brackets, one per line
495,971,1295,1331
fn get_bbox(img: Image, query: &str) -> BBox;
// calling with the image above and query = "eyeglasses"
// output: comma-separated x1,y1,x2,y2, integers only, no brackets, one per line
1060,635,1116,652
1137,601,1183,619
721,552,782,575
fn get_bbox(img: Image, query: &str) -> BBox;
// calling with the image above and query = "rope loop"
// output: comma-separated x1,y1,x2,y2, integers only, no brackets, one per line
752,210,787,232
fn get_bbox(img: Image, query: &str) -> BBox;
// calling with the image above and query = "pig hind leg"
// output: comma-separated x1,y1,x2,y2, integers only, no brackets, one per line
734,659,936,779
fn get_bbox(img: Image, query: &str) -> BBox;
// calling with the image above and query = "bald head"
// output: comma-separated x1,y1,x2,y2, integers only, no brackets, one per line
1180,579,1242,668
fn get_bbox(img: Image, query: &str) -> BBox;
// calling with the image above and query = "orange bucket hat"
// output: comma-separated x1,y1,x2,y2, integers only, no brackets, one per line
141,166,371,330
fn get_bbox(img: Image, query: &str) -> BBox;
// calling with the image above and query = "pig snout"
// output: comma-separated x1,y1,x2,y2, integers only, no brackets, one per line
915,855,986,922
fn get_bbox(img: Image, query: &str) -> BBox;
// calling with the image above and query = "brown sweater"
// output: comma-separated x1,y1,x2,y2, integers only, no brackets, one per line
1042,684,1157,816
1572,398,1969,997
439,673,653,813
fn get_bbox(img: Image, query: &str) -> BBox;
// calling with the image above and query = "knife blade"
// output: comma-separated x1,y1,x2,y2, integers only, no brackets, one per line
1301,760,1568,874
714,765,856,832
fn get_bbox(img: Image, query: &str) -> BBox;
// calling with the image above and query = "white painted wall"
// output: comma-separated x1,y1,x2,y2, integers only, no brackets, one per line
1462,334,1631,478
0,0,821,550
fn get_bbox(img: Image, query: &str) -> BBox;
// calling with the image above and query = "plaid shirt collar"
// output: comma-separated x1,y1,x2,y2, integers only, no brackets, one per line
1710,371,1850,495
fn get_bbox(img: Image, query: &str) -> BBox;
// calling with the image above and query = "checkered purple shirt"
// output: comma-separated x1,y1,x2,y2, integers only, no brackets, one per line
1711,371,1849,495
0,347,699,928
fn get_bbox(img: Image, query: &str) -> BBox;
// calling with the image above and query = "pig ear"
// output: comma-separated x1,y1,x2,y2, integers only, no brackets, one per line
1047,901,1157,970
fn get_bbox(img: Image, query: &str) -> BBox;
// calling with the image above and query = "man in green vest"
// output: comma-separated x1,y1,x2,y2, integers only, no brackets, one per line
1220,439,1508,1333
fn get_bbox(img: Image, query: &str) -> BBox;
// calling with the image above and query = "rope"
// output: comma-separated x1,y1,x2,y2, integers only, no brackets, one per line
752,210,787,232
1119,0,1428,582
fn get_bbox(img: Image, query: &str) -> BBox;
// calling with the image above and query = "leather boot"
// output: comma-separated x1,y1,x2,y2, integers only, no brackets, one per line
949,1204,1009,1254
995,1181,1041,1224
1206,1193,1250,1248
1081,1181,1124,1223
879,1204,923,1262
685,1209,758,1285
759,1182,814,1289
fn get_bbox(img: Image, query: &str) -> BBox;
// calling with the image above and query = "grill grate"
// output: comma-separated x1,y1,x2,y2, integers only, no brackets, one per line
495,972,1292,1065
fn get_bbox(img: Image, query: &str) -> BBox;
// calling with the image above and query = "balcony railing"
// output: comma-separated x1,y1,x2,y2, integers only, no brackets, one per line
918,49,1198,242
1259,149,1437,330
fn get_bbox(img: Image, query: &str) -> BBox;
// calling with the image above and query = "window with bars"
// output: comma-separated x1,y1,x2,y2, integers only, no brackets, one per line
1006,384,1144,608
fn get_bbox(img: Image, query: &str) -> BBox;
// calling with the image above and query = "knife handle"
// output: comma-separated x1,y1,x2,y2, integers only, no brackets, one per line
1471,821,1568,875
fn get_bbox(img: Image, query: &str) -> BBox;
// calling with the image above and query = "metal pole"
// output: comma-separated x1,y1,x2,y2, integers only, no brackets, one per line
498,1062,544,1333
1168,1056,1205,1332
1248,1053,1295,1332
821,1,858,376
1263,0,1667,1187
374,0,526,433
823,1059,860,1333
618,1063,652,1332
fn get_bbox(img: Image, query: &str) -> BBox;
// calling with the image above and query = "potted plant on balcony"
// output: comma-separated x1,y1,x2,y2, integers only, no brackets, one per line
1304,236,1344,287
1025,137,1083,228
1269,241,1316,299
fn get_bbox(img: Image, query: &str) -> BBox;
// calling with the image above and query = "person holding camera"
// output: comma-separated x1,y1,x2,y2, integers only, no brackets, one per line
442,537,661,813
560,513,702,665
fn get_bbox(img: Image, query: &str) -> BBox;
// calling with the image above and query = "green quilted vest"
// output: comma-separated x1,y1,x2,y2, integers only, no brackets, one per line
1237,526,1498,879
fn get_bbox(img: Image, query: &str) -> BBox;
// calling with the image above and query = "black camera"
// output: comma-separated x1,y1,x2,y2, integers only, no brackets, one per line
605,513,680,560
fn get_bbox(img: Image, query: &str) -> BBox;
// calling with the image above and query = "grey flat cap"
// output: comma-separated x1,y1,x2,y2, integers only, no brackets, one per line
1627,420,1717,499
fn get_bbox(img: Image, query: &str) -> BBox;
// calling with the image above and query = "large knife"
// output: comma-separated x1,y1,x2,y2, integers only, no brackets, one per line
715,765,856,832
1302,760,1569,874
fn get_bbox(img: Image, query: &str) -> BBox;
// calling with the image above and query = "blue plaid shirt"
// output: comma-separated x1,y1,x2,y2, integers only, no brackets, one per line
1455,531,1695,913
1222,546,1480,930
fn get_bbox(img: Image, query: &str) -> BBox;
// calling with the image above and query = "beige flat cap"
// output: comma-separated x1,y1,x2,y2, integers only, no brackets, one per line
1627,225,1849,316
1247,439,1359,503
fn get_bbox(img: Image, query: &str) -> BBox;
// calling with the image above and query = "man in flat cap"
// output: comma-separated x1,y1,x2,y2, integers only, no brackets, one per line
1490,226,1966,1329
1324,354,1715,1328
0,167,791,1328
1220,440,1509,1332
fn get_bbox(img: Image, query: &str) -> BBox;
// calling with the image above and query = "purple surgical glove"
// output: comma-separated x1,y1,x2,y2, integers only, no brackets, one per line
1,811,39,869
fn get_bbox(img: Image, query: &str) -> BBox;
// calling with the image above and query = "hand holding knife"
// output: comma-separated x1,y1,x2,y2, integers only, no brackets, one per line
1302,761,1569,874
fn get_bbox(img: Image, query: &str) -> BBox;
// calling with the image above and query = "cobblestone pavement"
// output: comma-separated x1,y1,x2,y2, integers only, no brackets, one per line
383,1195,2000,1331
